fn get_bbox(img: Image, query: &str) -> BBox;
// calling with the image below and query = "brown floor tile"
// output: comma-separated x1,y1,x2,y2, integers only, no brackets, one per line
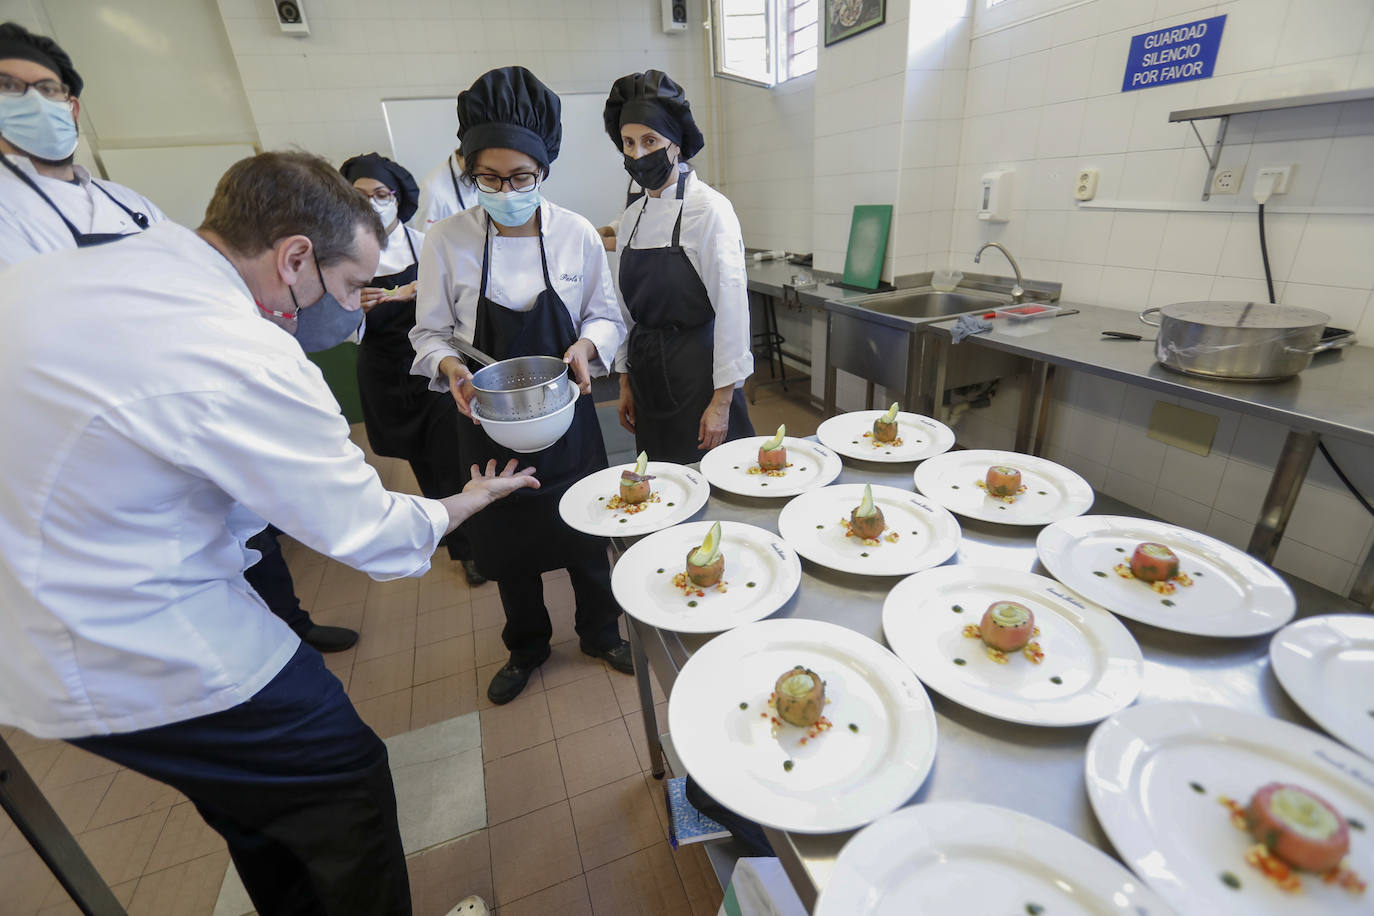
44,771,115,836
472,592,505,631
609,663,666,716
417,604,475,646
407,830,493,916
354,688,414,738
622,703,669,773
475,661,544,711
289,561,328,613
673,842,725,916
548,601,579,646
414,634,477,684
313,600,364,634
0,846,57,914
124,849,230,916
321,644,358,673
40,744,120,789
568,773,664,871
543,576,575,615
353,615,418,663
349,649,416,701
480,692,554,762
538,641,604,690
74,806,169,886
314,564,372,610
36,878,137,915
556,720,640,798
584,842,692,916
144,801,226,873
488,801,583,906
642,773,672,842
468,579,500,604
84,768,180,832
364,577,420,623
332,666,354,692
496,875,591,916
473,624,509,669
545,672,621,739
419,573,469,614
484,741,566,825
411,671,481,730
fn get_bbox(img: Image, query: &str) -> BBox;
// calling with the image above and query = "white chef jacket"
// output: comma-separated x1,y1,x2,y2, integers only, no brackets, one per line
410,199,625,391
0,154,166,267
0,222,448,739
614,165,753,391
412,152,477,230
378,221,423,277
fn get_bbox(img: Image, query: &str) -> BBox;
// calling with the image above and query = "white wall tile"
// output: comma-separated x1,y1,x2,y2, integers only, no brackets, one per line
1288,215,1374,289
1273,0,1373,66
1105,211,1168,269
1104,468,1158,510
1272,537,1356,595
1044,38,1098,104
1098,265,1155,309
1151,486,1214,531
1156,211,1229,275
1212,458,1274,523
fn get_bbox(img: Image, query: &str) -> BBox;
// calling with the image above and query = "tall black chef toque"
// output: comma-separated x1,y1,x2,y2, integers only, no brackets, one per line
603,70,705,159
456,67,562,172
0,21,84,97
340,152,420,223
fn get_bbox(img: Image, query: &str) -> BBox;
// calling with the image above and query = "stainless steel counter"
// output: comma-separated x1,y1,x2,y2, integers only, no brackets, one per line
620,456,1366,911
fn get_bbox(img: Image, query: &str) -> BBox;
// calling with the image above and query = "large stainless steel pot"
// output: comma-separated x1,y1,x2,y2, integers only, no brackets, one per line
1139,300,1348,381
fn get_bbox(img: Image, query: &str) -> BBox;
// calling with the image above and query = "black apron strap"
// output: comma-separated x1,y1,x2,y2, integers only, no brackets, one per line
626,169,690,249
92,181,149,229
0,156,149,243
448,156,467,210
1,155,86,244
534,209,555,291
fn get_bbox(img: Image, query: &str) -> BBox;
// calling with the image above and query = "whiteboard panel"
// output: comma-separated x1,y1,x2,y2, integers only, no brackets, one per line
99,144,257,228
382,93,629,230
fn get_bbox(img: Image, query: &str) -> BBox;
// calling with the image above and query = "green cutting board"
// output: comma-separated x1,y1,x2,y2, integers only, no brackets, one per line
841,204,893,290
307,341,363,424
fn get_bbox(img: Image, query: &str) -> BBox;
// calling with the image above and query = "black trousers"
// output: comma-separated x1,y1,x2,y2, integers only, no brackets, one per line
498,556,621,667
71,644,410,916
244,525,310,634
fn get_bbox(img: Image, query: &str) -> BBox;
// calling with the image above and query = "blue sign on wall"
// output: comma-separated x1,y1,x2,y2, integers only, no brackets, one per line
1122,14,1226,92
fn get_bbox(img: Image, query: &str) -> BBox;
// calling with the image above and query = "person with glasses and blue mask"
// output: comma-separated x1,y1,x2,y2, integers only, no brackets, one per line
411,67,632,705
0,22,164,265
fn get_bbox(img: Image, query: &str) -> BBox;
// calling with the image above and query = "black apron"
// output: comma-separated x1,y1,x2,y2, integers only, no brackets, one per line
448,157,469,211
0,155,149,247
618,172,753,464
454,213,609,580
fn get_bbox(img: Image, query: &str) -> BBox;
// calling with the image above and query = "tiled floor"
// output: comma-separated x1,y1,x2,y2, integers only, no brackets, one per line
0,381,819,915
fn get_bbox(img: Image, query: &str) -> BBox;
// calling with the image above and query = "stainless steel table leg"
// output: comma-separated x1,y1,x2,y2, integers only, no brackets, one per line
1015,359,1050,454
925,335,950,421
1246,429,1320,564
1349,539,1374,608
1032,363,1056,458
0,736,126,915
763,827,818,912
626,617,665,779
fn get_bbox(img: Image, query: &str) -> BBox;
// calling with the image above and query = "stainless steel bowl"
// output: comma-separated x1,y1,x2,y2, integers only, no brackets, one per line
469,355,573,420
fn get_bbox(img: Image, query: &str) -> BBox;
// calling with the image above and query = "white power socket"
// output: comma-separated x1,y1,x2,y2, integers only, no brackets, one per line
1211,165,1245,195
1074,168,1099,201
1256,165,1293,195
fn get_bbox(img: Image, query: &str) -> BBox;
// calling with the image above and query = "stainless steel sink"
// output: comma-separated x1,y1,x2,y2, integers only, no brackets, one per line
844,289,1008,320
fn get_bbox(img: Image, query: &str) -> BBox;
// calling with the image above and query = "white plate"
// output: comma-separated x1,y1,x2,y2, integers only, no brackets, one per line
1271,614,1374,760
913,449,1094,525
668,618,937,834
776,484,961,577
882,567,1143,727
1037,515,1296,637
699,436,842,498
815,802,1176,916
1086,702,1374,916
815,410,955,463
610,521,802,633
558,461,709,537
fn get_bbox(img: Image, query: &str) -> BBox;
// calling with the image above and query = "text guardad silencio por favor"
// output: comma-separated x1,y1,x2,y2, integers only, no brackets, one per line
1122,14,1227,92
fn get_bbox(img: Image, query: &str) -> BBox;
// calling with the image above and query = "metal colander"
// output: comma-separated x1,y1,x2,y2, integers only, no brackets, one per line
470,355,573,421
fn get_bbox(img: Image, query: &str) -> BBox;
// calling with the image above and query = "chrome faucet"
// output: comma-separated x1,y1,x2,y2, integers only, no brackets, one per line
974,242,1025,303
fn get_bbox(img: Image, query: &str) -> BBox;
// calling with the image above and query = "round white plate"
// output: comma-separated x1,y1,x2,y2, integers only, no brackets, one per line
913,449,1094,525
882,567,1143,727
815,802,1176,916
610,521,802,633
558,461,710,537
815,410,956,463
1270,614,1374,760
1037,515,1296,637
699,436,842,498
1086,701,1374,916
668,618,937,834
776,484,961,577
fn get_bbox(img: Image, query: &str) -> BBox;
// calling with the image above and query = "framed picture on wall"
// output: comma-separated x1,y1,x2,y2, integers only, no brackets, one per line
824,0,885,46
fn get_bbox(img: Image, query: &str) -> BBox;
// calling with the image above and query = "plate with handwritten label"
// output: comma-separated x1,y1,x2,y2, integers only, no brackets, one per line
1270,614,1374,761
560,460,710,537
1086,702,1374,916
883,567,1143,727
816,409,956,463
777,484,961,577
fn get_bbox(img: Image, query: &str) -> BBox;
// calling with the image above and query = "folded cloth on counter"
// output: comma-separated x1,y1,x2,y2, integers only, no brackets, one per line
951,314,992,343
717,858,808,916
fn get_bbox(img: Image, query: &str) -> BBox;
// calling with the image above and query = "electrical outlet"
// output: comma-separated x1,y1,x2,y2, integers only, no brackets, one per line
1256,165,1293,195
1074,168,1099,201
1211,166,1245,195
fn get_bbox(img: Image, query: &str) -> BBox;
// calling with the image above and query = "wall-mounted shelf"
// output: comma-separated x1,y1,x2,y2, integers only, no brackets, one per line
1167,87,1374,201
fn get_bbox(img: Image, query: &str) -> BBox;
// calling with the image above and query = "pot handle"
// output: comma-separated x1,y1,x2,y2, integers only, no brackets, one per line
449,336,496,368
1286,335,1357,356
1139,307,1162,327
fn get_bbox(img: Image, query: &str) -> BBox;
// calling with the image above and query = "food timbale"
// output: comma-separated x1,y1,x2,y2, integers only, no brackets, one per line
758,424,787,471
979,601,1036,652
773,666,825,727
849,483,886,540
685,521,724,588
985,465,1022,498
873,402,899,443
619,451,653,505
1130,542,1179,583
1247,783,1351,873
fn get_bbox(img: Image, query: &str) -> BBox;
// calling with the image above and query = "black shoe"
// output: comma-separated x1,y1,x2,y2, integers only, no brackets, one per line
486,649,550,705
581,638,634,675
299,624,359,653
462,559,488,587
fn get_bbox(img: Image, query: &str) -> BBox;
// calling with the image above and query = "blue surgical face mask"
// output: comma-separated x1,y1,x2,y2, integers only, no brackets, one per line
0,88,79,162
289,255,363,352
477,185,541,227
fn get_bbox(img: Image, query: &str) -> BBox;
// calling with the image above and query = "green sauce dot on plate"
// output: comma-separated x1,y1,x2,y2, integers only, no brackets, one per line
860,552,869,557
783,760,794,772
733,465,740,469
1049,676,1063,685
1093,571,1108,578
619,518,627,523
746,582,756,588
761,482,768,487
1348,817,1365,831
1161,599,1175,607
1190,782,1206,794
998,505,1006,510
951,604,963,613
667,502,675,506
739,702,748,710
851,440,859,444
687,600,698,607
800,467,807,471
1026,906,1045,916
1115,546,1125,552
953,657,966,666
815,524,823,529
1194,571,1204,577
1220,872,1241,890
951,485,960,489
1037,490,1047,495
848,723,859,733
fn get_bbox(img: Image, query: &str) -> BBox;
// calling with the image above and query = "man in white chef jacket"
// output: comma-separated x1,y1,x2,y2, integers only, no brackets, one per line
0,150,532,916
0,21,164,264
412,147,478,229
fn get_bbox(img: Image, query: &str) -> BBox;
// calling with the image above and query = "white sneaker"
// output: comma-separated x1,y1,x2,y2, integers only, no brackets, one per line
444,895,490,916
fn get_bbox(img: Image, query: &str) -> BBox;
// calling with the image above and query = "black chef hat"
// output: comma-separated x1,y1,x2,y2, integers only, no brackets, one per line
603,70,704,160
0,22,83,98
340,152,420,224
456,67,561,172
